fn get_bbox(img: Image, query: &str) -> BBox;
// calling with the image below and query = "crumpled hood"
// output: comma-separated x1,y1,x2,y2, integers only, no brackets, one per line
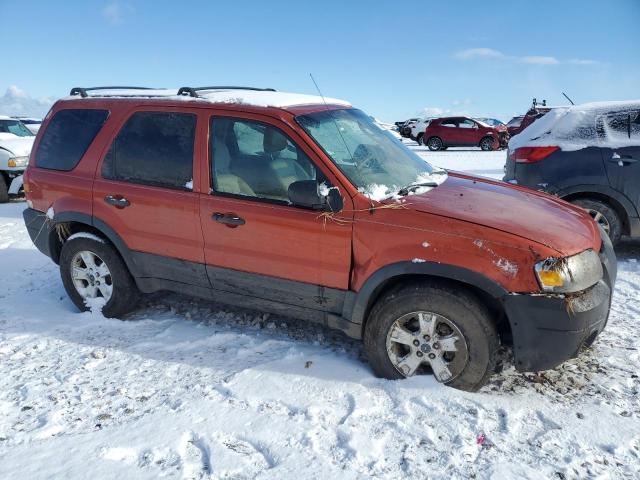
0,133,35,157
405,172,599,255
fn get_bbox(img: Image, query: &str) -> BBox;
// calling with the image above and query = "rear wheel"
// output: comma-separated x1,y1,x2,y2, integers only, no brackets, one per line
427,137,443,151
363,282,499,391
571,198,622,245
479,137,494,151
60,236,140,317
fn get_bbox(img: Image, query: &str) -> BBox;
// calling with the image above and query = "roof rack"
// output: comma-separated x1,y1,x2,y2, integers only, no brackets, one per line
69,86,162,98
177,86,276,98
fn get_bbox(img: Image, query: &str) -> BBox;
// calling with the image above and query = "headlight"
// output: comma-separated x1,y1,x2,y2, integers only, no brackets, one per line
535,249,602,293
7,156,29,168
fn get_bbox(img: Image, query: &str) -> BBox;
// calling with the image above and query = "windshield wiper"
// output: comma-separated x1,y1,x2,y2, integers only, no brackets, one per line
396,182,439,197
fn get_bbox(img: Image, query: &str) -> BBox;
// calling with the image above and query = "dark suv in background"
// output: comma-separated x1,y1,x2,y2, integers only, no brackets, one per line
504,101,640,245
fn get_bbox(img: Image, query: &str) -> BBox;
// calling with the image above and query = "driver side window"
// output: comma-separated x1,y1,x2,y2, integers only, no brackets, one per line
210,117,319,203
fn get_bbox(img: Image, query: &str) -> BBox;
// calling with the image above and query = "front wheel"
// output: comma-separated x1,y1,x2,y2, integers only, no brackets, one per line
479,137,494,151
427,137,443,151
0,177,8,203
363,283,499,391
59,236,140,317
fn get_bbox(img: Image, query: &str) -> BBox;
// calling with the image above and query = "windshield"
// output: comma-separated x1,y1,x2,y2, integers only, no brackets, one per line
297,108,446,200
507,117,523,127
0,119,34,137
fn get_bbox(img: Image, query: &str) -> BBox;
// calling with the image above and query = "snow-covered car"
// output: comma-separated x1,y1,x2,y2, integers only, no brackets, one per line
0,116,35,202
399,118,420,138
12,117,42,134
411,118,433,145
505,100,640,245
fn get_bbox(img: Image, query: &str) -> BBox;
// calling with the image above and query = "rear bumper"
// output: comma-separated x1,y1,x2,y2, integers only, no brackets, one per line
23,207,54,259
504,231,617,372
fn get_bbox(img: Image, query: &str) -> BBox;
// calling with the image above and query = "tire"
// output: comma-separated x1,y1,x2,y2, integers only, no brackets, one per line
0,176,9,203
571,198,622,245
416,133,424,146
363,282,499,392
59,236,140,318
479,137,494,151
427,137,443,151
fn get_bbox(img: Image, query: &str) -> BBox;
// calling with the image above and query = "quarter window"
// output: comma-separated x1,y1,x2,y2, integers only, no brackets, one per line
102,112,196,189
36,109,109,171
210,117,318,203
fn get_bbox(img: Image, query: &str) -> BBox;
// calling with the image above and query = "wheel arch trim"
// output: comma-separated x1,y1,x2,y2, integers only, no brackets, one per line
345,261,509,326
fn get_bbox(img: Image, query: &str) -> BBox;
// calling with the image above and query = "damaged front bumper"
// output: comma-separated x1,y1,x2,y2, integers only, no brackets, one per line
503,229,617,372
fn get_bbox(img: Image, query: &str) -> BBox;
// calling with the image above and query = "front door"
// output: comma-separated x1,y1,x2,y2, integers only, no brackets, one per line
198,113,353,312
93,108,209,287
600,110,640,212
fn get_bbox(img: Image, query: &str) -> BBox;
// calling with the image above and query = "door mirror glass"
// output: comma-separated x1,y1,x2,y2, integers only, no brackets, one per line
287,180,343,211
288,180,326,210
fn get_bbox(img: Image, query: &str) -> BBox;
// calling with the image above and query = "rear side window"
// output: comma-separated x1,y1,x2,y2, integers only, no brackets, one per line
598,111,640,145
102,112,196,190
36,109,109,170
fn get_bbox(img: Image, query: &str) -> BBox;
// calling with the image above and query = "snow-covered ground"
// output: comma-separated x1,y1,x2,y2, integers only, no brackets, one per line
1,148,639,479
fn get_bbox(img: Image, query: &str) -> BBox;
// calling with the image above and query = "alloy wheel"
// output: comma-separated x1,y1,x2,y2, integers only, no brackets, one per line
587,209,611,236
70,250,113,302
385,311,468,382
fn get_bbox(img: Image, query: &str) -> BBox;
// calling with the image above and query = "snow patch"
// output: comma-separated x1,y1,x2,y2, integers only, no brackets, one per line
318,182,338,197
412,258,426,263
185,179,193,190
422,241,430,248
46,206,54,220
66,232,105,244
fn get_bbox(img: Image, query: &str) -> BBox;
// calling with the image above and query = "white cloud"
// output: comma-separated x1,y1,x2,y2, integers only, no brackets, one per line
0,86,55,118
569,58,600,65
102,2,133,25
454,48,504,60
454,48,595,67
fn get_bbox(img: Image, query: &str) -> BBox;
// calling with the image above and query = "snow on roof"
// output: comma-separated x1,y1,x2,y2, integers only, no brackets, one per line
509,100,640,151
65,88,351,109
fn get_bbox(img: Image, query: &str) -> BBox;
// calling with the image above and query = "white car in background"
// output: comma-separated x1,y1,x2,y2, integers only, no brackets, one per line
12,117,42,134
411,118,433,145
0,116,35,202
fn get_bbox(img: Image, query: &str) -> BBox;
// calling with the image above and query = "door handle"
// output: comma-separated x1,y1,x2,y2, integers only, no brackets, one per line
104,195,130,209
610,152,638,165
213,212,245,226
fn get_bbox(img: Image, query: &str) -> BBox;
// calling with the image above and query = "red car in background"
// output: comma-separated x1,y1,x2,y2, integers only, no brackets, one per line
423,116,508,151
507,101,554,137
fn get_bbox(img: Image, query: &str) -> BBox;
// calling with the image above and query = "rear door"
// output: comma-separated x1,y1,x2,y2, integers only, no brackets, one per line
198,112,354,312
600,110,640,212
93,107,209,287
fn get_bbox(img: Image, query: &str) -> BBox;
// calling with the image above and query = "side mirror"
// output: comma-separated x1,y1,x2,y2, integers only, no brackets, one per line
288,180,343,212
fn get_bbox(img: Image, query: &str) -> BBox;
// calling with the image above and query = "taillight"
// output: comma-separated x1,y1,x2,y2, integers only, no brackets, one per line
511,146,559,163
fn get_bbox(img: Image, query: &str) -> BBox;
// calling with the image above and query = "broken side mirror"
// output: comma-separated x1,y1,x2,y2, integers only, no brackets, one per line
288,180,343,212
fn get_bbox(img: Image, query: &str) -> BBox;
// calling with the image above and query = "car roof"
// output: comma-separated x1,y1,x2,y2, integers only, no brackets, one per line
59,87,351,115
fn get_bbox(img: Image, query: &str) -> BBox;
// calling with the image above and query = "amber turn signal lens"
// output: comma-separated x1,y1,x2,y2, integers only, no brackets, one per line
537,270,564,287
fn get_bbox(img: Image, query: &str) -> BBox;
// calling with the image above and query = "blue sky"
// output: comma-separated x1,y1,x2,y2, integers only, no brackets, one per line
1,0,638,121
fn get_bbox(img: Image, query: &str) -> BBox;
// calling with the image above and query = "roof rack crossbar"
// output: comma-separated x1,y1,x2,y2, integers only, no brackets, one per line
177,86,276,98
69,86,159,98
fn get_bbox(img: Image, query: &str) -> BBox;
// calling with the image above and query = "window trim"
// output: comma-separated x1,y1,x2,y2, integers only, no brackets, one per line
100,110,197,191
208,114,328,209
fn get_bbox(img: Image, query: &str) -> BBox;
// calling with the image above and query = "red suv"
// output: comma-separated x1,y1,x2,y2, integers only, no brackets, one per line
423,117,508,151
22,86,616,391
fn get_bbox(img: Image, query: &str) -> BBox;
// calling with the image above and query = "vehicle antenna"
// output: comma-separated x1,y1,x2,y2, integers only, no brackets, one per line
309,73,354,163
562,92,575,105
